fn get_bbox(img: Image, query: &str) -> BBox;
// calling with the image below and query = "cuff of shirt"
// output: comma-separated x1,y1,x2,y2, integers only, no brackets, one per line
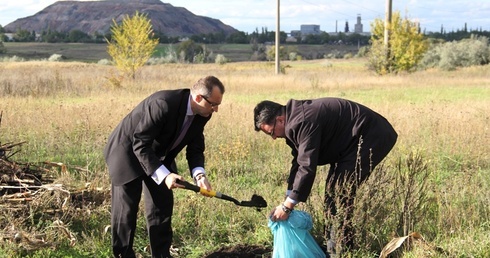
285,190,299,205
192,167,205,179
151,165,171,185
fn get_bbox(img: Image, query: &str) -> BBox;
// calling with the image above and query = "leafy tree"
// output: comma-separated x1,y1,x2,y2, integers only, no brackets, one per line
68,29,90,42
266,45,288,61
176,40,203,63
41,29,68,43
0,41,5,54
0,25,6,46
226,31,248,44
13,28,35,42
368,11,429,74
106,11,158,79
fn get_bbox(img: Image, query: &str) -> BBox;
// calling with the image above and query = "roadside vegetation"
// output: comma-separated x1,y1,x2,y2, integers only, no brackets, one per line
0,58,489,257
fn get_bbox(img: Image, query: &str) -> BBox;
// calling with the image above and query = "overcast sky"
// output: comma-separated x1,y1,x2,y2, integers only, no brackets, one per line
1,0,489,34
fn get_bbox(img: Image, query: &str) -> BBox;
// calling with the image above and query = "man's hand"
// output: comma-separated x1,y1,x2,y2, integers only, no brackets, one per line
164,173,184,190
269,201,294,222
195,174,213,197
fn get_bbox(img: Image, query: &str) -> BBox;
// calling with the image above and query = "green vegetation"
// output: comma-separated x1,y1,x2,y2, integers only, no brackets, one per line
106,11,158,79
368,11,429,74
419,34,490,70
0,58,489,258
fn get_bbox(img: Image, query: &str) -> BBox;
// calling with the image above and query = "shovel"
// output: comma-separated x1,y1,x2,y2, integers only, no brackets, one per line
176,179,267,209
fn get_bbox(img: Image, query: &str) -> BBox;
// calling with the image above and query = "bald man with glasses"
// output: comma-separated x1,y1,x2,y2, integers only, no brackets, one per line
254,97,397,255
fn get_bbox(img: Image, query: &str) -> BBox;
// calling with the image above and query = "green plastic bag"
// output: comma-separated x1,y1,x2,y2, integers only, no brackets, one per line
268,210,326,258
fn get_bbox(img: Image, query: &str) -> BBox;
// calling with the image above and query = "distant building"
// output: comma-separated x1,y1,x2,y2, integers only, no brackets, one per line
300,24,321,35
354,14,363,33
289,15,370,39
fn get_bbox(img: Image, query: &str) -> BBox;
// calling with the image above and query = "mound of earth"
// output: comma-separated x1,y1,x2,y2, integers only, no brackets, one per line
203,244,272,258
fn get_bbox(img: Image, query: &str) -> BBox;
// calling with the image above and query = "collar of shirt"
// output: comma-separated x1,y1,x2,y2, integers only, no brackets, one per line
186,95,194,116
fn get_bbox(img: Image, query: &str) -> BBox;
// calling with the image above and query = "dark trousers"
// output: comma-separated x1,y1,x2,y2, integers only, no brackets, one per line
324,132,397,251
111,176,174,258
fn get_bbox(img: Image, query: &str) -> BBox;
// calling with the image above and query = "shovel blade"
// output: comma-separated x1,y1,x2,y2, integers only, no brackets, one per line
238,194,268,208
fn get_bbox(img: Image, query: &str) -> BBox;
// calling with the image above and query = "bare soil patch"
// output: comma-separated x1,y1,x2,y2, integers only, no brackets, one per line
203,244,272,258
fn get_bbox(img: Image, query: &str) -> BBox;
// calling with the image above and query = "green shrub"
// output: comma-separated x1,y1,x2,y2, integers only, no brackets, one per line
177,40,204,63
419,35,490,71
356,46,369,58
0,41,5,54
147,47,178,65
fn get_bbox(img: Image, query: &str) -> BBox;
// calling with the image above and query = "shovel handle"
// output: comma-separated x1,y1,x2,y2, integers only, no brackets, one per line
176,179,217,197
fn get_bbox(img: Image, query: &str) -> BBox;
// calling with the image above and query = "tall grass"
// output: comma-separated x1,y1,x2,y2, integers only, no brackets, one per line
0,60,489,257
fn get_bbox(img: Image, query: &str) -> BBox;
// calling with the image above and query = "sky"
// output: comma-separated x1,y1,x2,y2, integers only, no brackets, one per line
1,0,489,34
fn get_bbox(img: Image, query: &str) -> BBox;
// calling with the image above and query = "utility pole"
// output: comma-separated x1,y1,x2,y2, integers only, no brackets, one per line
384,0,392,46
384,0,392,68
275,0,280,74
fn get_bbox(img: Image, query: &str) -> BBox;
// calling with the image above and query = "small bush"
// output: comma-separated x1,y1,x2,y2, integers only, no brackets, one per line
356,46,369,58
288,52,298,61
193,52,206,64
343,52,353,59
177,40,204,63
215,54,228,65
48,54,65,62
325,50,343,59
1,55,25,62
147,45,178,64
97,59,112,65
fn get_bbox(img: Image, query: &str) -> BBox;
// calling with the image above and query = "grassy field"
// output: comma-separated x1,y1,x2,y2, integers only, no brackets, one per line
2,42,360,63
0,58,489,257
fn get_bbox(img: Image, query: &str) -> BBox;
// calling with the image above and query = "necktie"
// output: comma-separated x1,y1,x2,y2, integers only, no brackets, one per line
171,115,194,150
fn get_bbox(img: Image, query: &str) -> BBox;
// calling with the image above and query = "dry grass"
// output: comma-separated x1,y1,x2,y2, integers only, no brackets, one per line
0,59,489,257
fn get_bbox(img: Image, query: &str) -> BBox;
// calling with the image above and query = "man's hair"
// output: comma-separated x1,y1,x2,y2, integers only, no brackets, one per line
253,100,284,131
191,76,225,97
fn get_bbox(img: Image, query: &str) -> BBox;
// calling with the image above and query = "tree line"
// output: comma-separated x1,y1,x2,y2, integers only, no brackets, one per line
1,23,489,46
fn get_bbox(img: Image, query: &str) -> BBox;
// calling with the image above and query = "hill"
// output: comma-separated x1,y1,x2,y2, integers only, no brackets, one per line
4,0,238,37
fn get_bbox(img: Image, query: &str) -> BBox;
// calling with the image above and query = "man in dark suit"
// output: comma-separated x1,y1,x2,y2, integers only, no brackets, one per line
104,76,225,258
253,97,397,255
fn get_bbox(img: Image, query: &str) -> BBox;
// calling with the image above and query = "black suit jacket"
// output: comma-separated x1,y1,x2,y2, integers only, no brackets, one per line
104,89,210,185
284,98,397,202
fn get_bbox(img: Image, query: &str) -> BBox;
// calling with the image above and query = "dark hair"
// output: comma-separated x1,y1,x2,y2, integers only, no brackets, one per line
192,76,225,97
253,100,284,131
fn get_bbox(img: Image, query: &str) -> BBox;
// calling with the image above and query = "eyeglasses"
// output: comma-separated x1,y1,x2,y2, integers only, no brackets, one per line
269,118,277,137
201,95,220,108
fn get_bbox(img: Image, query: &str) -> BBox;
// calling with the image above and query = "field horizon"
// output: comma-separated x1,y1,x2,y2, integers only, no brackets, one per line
1,42,361,63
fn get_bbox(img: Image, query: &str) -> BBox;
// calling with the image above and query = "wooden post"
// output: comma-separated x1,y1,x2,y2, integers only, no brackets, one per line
384,0,392,69
275,0,280,74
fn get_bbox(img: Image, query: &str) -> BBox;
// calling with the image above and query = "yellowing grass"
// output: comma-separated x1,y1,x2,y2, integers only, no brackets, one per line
0,59,489,257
